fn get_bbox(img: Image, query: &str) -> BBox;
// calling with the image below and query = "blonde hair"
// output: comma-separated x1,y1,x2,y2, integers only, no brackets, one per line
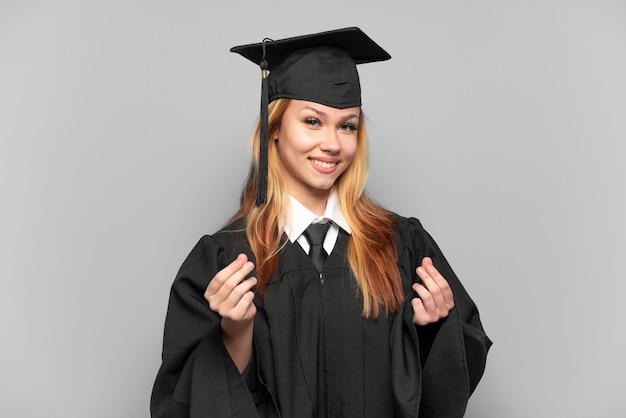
232,99,403,317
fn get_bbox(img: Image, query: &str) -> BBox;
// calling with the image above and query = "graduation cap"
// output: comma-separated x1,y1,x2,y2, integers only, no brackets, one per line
230,27,391,206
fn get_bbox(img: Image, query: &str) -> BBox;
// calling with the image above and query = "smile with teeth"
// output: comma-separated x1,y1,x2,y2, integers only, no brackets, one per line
311,159,338,169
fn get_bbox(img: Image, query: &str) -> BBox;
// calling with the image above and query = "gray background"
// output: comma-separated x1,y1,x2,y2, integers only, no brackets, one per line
1,0,625,417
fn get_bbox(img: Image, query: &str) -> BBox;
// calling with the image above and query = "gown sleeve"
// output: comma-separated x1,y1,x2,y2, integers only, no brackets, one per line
391,217,492,417
150,235,260,418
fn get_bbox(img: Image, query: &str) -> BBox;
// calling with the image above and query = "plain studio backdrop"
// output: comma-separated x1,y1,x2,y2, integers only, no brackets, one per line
1,1,625,417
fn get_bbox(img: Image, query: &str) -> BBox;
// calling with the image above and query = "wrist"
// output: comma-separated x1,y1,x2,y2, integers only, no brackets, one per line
221,317,254,340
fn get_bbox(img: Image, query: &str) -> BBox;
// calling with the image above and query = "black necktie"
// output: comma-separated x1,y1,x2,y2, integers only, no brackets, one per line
303,223,329,273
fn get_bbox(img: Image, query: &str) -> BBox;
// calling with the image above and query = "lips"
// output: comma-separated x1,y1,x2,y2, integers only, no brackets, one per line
311,159,338,169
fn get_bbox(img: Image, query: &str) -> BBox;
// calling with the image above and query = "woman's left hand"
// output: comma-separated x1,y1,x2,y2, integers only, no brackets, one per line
411,257,455,326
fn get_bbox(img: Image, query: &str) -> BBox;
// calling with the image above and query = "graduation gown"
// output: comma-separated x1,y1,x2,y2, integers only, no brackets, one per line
150,216,492,418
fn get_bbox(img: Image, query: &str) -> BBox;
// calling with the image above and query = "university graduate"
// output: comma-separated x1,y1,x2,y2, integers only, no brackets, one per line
151,27,492,418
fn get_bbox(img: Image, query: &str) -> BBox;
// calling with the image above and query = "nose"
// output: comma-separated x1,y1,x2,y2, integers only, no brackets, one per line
319,129,340,153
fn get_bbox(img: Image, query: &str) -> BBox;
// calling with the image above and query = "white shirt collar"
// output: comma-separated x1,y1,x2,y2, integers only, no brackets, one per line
284,190,351,245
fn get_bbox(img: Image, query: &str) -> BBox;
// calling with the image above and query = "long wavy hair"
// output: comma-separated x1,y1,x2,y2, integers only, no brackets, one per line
231,99,403,318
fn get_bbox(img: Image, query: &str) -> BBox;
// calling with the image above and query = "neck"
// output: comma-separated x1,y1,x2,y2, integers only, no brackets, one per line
294,189,329,216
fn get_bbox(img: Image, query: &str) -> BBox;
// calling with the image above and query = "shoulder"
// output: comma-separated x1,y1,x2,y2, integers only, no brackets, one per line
169,220,251,295
388,212,444,260
177,219,250,277
211,218,248,251
388,212,427,241
200,218,250,261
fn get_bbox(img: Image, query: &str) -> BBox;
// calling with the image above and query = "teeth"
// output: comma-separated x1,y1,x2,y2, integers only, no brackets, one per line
312,159,337,169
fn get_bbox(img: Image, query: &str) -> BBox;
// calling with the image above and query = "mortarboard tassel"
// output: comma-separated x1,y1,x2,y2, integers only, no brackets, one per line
256,39,271,206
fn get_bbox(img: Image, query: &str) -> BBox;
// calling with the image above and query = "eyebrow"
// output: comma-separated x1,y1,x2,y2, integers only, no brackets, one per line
301,106,360,122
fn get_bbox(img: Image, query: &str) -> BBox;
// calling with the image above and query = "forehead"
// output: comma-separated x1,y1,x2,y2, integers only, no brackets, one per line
286,100,361,117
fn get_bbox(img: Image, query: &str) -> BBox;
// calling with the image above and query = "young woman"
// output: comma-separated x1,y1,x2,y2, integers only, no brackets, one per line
151,27,491,418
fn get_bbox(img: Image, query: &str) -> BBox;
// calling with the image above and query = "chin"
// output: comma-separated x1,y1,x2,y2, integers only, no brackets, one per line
311,181,335,191
319,188,333,194
310,182,335,192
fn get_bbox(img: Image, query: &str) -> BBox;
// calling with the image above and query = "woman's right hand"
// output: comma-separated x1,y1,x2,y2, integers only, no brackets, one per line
204,253,258,323
204,253,257,373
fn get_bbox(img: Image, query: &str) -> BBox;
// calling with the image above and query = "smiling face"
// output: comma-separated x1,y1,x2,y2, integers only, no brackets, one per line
275,100,360,213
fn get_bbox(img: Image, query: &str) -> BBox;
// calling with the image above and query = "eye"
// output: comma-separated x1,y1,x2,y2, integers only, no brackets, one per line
339,122,358,132
305,118,321,127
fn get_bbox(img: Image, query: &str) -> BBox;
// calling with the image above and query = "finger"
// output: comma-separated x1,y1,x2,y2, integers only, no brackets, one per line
423,261,455,308
412,282,436,313
416,265,447,310
210,276,257,318
215,254,249,283
413,279,452,322
421,256,434,269
411,296,431,326
207,255,254,298
236,285,258,319
207,254,246,293
205,255,254,307
222,276,257,311
418,258,455,309
225,278,258,320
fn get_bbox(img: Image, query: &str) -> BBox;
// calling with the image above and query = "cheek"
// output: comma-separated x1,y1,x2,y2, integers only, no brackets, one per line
344,138,358,161
275,134,306,171
277,125,309,153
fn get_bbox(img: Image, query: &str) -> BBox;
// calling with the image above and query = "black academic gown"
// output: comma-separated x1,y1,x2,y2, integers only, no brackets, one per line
150,216,492,418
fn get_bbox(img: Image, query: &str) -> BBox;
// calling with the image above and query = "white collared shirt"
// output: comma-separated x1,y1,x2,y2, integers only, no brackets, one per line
283,191,351,256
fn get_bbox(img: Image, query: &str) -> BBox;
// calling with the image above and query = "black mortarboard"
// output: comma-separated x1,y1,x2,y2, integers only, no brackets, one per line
230,27,391,206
